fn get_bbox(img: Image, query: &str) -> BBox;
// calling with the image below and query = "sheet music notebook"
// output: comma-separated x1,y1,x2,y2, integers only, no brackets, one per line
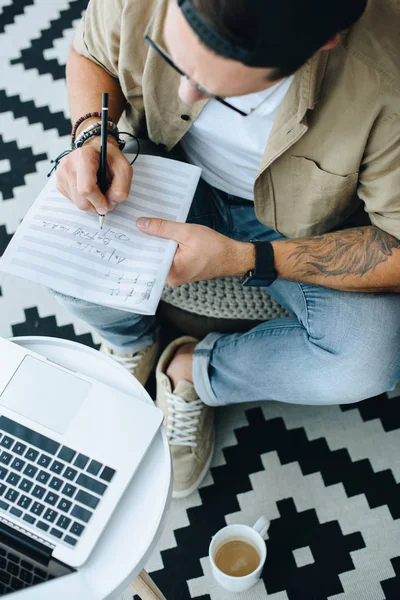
0,154,202,315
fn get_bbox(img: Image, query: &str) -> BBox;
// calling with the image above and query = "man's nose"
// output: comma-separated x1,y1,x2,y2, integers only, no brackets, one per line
178,77,208,104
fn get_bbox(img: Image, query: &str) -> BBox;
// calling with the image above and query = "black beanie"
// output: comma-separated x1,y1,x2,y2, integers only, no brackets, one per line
178,0,368,67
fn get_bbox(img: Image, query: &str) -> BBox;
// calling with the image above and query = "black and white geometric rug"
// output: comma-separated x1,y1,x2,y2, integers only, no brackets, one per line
1,2,400,599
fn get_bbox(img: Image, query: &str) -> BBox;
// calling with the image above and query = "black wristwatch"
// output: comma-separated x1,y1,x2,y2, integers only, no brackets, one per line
242,241,277,287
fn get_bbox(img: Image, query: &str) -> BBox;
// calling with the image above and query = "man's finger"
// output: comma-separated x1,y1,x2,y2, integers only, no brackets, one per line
106,153,133,205
68,179,97,214
76,161,109,215
136,217,187,242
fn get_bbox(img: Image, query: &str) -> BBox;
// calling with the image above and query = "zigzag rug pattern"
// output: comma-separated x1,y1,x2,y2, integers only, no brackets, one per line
1,1,399,599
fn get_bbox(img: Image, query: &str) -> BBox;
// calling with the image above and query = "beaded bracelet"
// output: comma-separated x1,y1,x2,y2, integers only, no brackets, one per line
48,131,140,178
74,127,126,152
74,120,119,149
71,112,116,145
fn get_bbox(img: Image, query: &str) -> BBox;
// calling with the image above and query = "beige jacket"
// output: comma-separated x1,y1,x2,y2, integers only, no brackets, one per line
74,0,400,239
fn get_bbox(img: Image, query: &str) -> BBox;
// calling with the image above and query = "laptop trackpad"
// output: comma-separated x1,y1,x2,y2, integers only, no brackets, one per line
0,356,91,434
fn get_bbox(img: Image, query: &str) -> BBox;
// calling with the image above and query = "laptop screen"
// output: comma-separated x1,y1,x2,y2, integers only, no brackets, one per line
0,522,75,596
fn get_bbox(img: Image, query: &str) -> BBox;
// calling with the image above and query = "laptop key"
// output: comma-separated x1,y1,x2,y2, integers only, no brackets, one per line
44,492,59,506
75,490,99,510
49,477,63,491
0,467,8,480
0,452,12,465
99,465,116,483
50,460,64,475
43,508,58,523
74,454,89,469
17,495,32,510
8,554,19,564
87,460,102,476
12,442,27,456
20,569,32,584
23,464,37,478
5,489,18,503
58,499,72,513
64,467,77,481
19,479,33,493
70,522,85,537
25,449,39,462
0,436,13,449
37,454,52,468
10,507,22,518
30,502,44,516
7,565,19,578
57,447,76,463
71,504,92,523
37,470,50,484
10,458,25,472
0,571,10,584
62,483,76,498
23,514,35,525
57,515,71,530
0,483,5,496
6,472,20,486
32,485,46,499
21,560,34,571
76,473,107,496
64,535,77,547
0,500,9,511
50,528,63,539
36,521,49,532
12,577,24,590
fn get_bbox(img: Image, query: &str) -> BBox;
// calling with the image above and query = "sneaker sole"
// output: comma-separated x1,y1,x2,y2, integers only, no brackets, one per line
172,432,215,499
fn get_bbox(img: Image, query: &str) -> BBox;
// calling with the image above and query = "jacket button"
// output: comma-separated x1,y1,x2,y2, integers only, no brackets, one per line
180,114,191,121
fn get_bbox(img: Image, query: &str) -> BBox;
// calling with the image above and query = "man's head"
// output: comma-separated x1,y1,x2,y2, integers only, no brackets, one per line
162,0,367,106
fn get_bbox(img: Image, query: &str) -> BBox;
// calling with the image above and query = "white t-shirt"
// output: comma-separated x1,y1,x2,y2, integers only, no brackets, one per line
180,75,294,200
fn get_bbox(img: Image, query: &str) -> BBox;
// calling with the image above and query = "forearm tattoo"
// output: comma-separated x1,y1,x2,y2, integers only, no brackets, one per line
287,226,400,279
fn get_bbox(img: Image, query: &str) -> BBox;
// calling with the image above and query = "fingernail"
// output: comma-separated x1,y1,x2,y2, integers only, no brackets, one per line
137,217,150,229
109,202,118,210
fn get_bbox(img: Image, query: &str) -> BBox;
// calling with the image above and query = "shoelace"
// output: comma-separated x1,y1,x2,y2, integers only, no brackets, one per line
166,392,204,447
103,346,145,371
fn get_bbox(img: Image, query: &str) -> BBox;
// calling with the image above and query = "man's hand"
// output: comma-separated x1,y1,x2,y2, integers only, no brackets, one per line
56,135,133,215
137,217,255,287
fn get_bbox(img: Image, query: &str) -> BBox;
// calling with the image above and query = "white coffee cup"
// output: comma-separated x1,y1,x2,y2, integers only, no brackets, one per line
209,516,270,593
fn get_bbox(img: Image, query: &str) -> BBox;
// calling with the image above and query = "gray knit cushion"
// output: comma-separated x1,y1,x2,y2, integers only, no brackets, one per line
161,277,290,320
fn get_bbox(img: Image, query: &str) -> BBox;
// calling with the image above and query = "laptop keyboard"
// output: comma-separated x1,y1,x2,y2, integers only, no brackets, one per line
0,547,53,594
0,416,116,548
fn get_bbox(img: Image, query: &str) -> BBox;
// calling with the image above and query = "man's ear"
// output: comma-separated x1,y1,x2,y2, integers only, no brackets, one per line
320,33,341,51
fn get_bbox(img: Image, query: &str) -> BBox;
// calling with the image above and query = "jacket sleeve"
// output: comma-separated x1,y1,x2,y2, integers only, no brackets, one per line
73,0,123,78
358,108,400,240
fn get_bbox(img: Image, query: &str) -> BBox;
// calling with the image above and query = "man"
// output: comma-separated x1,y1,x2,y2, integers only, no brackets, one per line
55,0,400,498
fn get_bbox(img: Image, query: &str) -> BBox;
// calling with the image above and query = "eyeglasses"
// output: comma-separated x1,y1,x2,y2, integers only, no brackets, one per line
144,1,254,117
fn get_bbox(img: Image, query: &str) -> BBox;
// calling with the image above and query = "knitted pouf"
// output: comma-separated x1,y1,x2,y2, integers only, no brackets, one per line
161,277,290,321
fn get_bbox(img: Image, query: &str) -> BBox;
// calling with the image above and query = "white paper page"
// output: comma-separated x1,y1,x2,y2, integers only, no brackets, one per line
0,154,201,315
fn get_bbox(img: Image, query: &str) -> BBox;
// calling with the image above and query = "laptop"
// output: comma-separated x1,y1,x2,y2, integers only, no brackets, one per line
0,337,163,595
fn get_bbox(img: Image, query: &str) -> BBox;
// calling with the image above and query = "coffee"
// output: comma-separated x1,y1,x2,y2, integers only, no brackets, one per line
214,539,260,577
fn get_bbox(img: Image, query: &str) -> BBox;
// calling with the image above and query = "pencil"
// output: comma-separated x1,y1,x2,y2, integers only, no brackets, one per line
98,92,109,229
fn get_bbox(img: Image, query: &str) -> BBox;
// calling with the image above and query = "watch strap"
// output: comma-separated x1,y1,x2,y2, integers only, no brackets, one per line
242,241,277,287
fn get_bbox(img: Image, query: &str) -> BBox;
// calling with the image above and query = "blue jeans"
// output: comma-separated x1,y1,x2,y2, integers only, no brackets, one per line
52,168,400,407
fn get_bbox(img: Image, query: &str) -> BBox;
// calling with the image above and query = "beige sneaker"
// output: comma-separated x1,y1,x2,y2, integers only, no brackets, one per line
156,336,215,498
100,340,160,386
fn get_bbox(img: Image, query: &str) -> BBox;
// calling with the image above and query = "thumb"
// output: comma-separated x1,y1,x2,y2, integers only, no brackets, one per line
136,217,186,242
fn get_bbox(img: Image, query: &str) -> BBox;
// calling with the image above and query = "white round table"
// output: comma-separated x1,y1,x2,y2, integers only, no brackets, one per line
11,336,172,600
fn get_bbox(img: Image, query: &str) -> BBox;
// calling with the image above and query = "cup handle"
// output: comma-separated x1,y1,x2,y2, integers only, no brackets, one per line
252,516,270,539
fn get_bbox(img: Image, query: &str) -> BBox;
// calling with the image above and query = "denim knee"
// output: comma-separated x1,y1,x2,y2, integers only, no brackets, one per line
317,328,399,404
